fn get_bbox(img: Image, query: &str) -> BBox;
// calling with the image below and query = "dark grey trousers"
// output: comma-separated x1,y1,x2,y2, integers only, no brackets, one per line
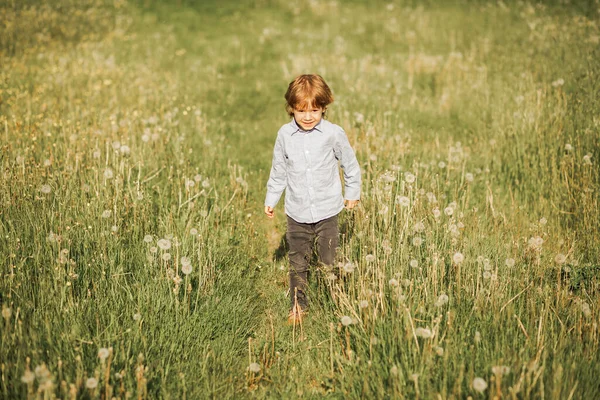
286,214,339,310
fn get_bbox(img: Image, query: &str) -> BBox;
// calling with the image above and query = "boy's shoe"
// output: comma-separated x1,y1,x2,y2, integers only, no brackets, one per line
287,304,307,325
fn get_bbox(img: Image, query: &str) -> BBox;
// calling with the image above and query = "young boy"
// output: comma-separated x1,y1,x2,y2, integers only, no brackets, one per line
264,74,361,323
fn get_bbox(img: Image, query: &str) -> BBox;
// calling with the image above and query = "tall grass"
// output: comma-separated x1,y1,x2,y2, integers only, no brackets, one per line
1,0,599,398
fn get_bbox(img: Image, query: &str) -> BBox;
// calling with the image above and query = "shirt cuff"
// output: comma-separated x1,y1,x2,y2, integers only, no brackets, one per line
344,187,361,201
265,192,282,208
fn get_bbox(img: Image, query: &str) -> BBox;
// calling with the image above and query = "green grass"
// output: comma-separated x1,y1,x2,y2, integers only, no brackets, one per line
1,0,599,398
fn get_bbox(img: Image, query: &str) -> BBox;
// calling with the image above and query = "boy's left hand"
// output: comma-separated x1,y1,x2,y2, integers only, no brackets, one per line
344,200,359,210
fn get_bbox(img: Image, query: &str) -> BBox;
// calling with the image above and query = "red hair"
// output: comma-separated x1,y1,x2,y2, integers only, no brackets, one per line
284,74,334,116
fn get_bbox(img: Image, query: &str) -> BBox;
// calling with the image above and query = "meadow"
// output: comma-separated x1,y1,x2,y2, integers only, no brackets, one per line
1,0,599,398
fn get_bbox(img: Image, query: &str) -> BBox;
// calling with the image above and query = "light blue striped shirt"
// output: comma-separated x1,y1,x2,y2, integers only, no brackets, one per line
265,118,361,223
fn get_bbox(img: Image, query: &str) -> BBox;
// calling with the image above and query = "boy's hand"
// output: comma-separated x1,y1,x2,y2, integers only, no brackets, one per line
344,200,359,210
264,206,275,218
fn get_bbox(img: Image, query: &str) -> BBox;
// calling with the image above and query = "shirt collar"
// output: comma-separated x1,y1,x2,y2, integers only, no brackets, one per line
291,118,324,134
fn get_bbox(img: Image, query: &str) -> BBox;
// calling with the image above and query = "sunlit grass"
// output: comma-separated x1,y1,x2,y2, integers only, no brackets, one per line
1,0,599,398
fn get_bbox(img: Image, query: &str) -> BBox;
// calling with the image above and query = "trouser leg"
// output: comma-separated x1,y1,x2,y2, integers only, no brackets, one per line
286,216,314,310
316,214,339,267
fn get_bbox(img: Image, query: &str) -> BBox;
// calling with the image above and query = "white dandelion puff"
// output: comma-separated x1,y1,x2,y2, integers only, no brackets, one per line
101,210,112,219
21,370,35,384
554,253,566,264
472,377,488,393
143,235,153,243
444,206,454,216
133,313,142,321
434,294,449,307
40,184,52,194
465,173,474,182
341,316,353,326
342,262,356,273
412,236,423,246
389,278,399,287
190,228,198,236
86,377,98,389
157,239,171,250
565,143,573,152
181,263,193,275
365,254,375,262
98,348,110,361
404,172,416,183
359,300,369,309
409,259,418,268
505,258,515,267
104,168,114,179
396,196,410,207
415,327,432,338
162,253,171,261
452,252,465,264
413,221,425,232
248,363,261,373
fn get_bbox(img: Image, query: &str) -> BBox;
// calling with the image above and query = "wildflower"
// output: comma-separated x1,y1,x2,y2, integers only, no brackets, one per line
390,365,398,376
444,206,454,216
472,377,487,393
365,254,375,262
378,204,389,215
477,255,484,263
354,112,365,124
40,184,52,194
583,154,592,165
505,258,515,267
202,179,210,188
101,210,112,219
86,377,98,389
465,173,474,182
133,313,142,321
93,149,101,158
21,370,35,384
434,346,444,356
180,256,191,267
409,259,418,268
528,236,544,251
120,145,130,155
539,217,547,225
98,348,110,361
438,161,446,169
483,271,491,279
389,278,399,287
359,300,369,309
141,134,150,142
190,228,198,235
162,253,171,261
492,365,510,376
412,237,423,246
474,331,481,343
415,327,432,338
157,239,171,250
426,192,437,203
551,78,564,87
248,363,261,373
149,246,157,254
342,262,356,273
181,263,193,275
112,141,121,150
452,252,465,264
111,225,118,233
326,273,337,282
2,307,11,320
565,143,573,152
432,208,441,218
413,221,425,232
396,195,410,207
143,235,153,243
554,253,566,264
435,294,449,307
104,168,114,179
404,172,416,183
341,316,353,326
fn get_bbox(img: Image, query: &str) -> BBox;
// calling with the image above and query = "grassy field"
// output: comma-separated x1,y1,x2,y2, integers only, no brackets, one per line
1,0,599,398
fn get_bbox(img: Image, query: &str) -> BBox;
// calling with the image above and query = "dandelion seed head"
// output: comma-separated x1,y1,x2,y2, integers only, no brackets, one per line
390,365,398,376
581,301,591,318
157,239,171,250
404,172,416,183
120,145,130,155
389,278,399,287
433,208,441,218
472,377,488,393
474,331,481,343
104,168,114,179
149,246,157,254
141,134,150,142
415,327,432,338
409,259,418,268
465,172,474,182
181,263,193,275
359,300,369,309
341,316,353,326
505,258,515,267
435,346,444,356
554,253,566,264
452,252,465,264
435,294,449,307
583,153,592,165
40,184,52,194
413,221,425,232
180,256,191,267
539,217,547,225
342,262,356,273
133,313,142,321
438,161,446,169
21,370,35,384
365,254,375,262
1,307,11,320
444,206,454,216
396,195,410,207
101,210,112,219
86,377,98,389
565,143,573,152
483,271,491,279
93,149,101,158
492,365,511,376
143,235,153,243
412,236,423,246
98,348,110,361
248,362,261,373
190,228,198,236
111,225,118,233
202,179,210,188
162,253,171,261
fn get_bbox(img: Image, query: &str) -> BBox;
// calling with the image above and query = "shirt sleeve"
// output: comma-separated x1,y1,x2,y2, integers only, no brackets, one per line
265,132,287,208
333,127,361,201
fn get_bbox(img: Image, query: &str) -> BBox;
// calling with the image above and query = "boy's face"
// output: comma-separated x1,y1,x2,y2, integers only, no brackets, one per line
293,104,324,131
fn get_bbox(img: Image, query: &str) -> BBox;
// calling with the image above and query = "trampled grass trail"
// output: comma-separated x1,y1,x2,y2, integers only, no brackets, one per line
1,0,599,398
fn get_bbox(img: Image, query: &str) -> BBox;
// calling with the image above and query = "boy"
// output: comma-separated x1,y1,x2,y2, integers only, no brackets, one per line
264,74,361,323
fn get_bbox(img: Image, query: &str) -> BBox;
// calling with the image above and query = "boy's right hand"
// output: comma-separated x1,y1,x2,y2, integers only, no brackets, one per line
264,206,274,218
